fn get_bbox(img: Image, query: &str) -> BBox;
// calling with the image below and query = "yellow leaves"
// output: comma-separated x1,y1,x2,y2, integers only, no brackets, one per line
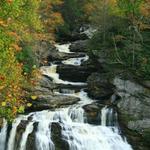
0,19,8,27
1,102,6,107
18,106,25,113
0,86,5,90
31,95,37,100
27,103,32,107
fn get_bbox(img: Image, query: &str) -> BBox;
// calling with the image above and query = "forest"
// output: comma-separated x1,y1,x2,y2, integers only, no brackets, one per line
0,0,150,150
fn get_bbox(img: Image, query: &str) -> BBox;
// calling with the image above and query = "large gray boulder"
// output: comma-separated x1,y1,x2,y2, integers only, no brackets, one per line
87,73,115,100
57,64,97,82
27,94,80,112
114,77,150,150
70,40,89,52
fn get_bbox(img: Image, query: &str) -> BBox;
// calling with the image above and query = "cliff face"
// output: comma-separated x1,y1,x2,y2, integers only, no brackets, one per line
114,78,150,150
86,72,150,150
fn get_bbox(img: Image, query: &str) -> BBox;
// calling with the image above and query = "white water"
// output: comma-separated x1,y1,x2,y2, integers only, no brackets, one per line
0,119,7,150
101,106,109,126
62,55,89,66
80,26,97,38
55,43,72,53
19,122,34,150
40,65,86,85
0,43,133,150
7,118,22,150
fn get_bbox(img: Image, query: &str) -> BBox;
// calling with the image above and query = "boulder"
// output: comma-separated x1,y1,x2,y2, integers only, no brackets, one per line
14,120,29,150
27,94,80,112
57,64,97,82
26,122,38,150
32,40,56,66
83,103,104,125
48,49,85,62
114,77,150,150
51,122,69,150
87,73,115,100
70,40,89,52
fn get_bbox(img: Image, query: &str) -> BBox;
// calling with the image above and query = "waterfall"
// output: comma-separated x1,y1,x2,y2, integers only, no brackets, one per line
35,120,54,150
101,106,109,126
7,118,22,150
41,65,86,85
0,119,7,150
55,43,71,53
62,55,89,66
19,122,34,150
0,43,133,150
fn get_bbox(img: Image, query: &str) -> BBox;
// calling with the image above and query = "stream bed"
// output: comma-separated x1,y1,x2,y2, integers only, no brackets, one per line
0,43,133,150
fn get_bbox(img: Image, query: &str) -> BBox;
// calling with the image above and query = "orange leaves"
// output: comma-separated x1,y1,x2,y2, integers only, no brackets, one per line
7,31,21,42
40,0,64,41
6,0,13,4
140,0,150,17
0,75,5,82
11,43,22,52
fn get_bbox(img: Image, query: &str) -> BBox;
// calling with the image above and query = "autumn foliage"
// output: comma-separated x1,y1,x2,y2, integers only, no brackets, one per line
0,0,64,120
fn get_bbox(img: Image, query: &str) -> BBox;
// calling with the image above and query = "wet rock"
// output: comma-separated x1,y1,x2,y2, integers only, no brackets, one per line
128,119,150,132
56,84,87,93
48,49,85,62
70,40,89,52
39,75,56,90
87,73,115,100
115,77,150,150
26,122,38,150
57,64,97,82
114,77,150,120
0,118,3,129
51,122,69,150
27,95,80,112
70,32,88,41
14,120,28,150
83,103,104,125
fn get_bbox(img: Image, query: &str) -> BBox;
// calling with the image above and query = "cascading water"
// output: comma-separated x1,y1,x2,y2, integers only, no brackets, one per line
0,119,7,150
0,43,133,150
19,122,34,150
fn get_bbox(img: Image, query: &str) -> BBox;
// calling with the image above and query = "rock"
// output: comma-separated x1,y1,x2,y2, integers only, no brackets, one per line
57,64,97,82
14,120,28,150
27,95,80,112
83,103,104,125
51,122,69,150
48,49,85,62
26,122,38,150
114,77,150,150
0,118,3,129
70,32,89,41
128,119,150,132
114,77,150,120
56,84,87,93
32,40,56,66
57,31,88,42
87,73,115,100
39,75,56,89
70,40,89,52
